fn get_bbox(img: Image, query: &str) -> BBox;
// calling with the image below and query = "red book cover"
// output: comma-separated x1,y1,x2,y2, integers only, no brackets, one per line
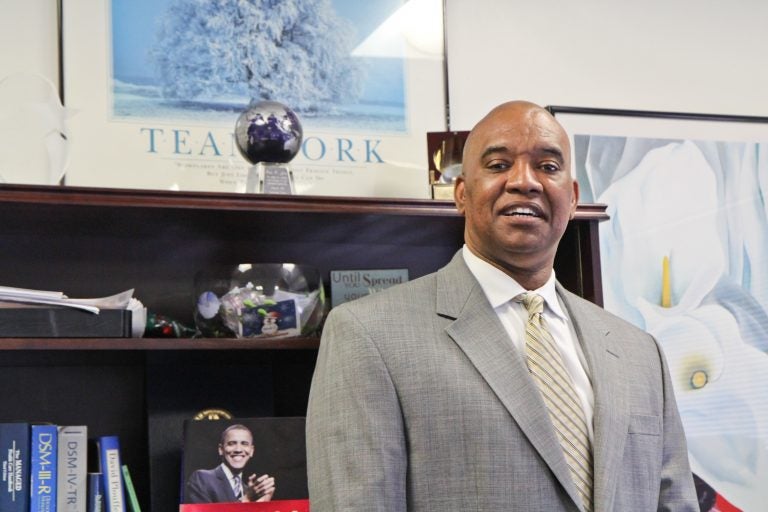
179,499,309,512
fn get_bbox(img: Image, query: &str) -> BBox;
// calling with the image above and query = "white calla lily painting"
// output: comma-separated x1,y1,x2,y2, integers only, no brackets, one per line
554,107,768,512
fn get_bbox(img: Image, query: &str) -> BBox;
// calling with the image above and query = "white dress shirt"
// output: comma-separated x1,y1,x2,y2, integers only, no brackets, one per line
462,245,595,441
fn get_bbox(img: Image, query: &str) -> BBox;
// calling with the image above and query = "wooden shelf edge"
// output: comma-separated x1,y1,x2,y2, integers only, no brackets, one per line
572,203,609,221
0,183,607,220
0,183,458,217
0,337,320,351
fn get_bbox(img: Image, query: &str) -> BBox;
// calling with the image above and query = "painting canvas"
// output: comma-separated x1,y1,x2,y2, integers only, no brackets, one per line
62,0,446,197
552,106,768,512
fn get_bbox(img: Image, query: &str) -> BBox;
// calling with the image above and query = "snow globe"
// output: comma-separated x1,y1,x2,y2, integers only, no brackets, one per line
234,100,303,194
194,263,325,339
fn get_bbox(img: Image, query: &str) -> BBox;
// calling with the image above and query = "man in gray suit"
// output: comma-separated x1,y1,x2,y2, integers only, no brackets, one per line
306,100,698,511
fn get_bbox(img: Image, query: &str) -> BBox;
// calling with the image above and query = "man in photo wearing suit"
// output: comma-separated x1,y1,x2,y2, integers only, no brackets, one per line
184,424,276,504
306,100,698,511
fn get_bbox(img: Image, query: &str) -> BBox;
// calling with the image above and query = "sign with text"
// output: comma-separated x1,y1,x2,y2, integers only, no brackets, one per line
330,269,409,308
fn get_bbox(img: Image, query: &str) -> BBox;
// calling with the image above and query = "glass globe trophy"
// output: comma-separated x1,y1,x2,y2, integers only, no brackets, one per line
234,100,303,194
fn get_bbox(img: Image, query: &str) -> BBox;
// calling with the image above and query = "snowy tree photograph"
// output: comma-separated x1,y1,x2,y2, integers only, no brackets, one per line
111,0,409,131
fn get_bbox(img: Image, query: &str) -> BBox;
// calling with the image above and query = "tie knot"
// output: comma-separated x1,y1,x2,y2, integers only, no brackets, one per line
519,292,544,316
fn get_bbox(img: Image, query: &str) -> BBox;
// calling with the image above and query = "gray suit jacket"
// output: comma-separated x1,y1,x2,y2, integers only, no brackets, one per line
306,252,698,511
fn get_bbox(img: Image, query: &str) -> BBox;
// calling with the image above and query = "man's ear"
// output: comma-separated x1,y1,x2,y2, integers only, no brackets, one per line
454,175,466,214
218,444,224,457
569,179,579,219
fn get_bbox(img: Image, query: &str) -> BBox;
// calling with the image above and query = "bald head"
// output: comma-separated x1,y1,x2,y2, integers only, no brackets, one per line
463,101,570,170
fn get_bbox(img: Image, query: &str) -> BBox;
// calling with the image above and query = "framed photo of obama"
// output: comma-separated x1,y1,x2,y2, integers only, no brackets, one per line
60,0,447,198
180,417,308,505
549,105,768,512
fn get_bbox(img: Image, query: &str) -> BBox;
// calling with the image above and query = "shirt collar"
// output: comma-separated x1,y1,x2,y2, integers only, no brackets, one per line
219,463,240,481
461,245,567,321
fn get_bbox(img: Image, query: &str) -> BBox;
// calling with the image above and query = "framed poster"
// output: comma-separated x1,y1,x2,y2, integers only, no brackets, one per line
61,0,446,198
550,106,768,512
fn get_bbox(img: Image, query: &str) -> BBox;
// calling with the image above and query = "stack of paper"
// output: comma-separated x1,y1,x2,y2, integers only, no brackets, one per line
0,286,147,337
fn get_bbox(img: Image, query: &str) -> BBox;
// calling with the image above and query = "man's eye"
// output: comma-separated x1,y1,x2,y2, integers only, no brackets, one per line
486,161,510,171
540,162,560,173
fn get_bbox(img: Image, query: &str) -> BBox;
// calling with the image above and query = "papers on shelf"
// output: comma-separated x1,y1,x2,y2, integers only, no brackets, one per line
0,286,132,313
0,286,147,337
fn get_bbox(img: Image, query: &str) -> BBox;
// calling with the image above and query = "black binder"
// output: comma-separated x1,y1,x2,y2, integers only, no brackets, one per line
0,308,132,337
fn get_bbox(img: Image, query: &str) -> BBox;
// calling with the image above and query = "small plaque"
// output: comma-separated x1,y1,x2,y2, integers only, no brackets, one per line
431,182,455,201
245,163,296,194
261,164,295,194
330,269,409,308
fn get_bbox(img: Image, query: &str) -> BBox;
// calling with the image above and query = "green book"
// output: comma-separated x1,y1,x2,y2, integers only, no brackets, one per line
120,465,141,512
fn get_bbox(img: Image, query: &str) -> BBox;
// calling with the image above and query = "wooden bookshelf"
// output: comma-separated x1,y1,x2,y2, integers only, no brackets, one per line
0,183,607,510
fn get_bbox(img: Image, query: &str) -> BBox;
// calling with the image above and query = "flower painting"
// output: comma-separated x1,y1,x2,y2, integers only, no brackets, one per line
555,108,768,511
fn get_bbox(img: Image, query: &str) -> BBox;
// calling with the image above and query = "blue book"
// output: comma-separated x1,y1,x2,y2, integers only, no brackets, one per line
87,473,104,512
30,423,59,512
97,436,125,512
0,421,31,511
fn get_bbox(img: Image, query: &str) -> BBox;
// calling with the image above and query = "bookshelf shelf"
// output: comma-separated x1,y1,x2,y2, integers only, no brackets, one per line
0,183,607,219
0,336,321,350
0,183,606,510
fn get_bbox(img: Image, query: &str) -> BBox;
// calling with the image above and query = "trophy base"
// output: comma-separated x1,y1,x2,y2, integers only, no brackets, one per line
246,162,295,195
431,182,455,201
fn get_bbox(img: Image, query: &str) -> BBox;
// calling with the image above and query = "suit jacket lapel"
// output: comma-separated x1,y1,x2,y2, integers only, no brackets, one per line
558,286,629,512
437,253,585,509
214,465,237,501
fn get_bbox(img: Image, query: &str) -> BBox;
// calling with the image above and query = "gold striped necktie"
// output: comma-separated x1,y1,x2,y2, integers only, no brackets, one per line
519,292,594,511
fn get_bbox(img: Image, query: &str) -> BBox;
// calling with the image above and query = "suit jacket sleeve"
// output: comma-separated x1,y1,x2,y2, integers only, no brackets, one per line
185,467,236,504
185,470,216,504
306,305,407,512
